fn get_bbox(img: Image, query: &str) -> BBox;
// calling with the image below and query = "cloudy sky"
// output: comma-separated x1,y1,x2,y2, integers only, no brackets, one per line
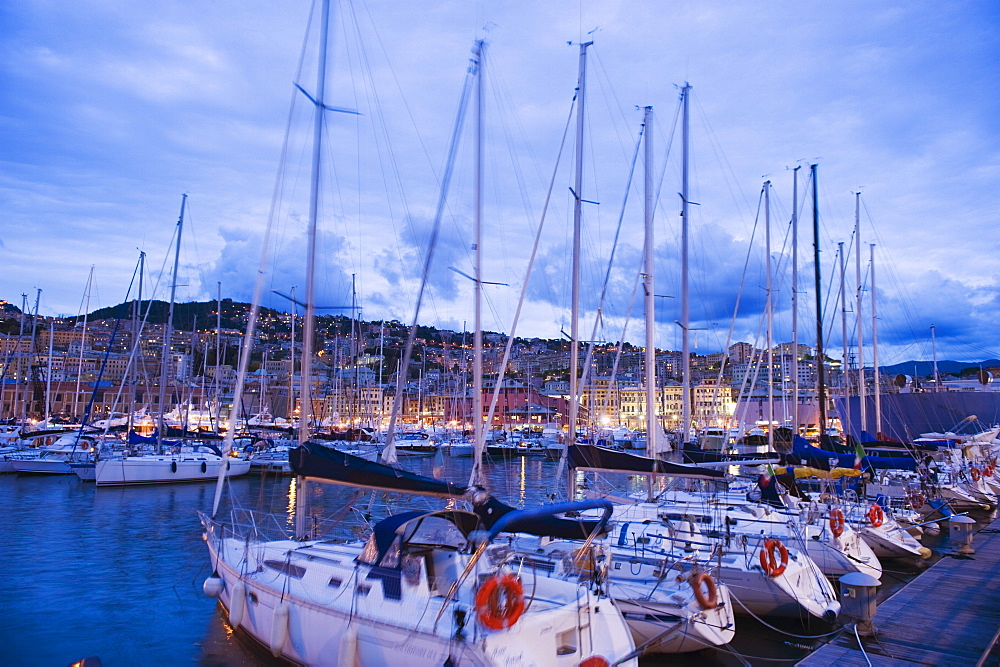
2,0,998,365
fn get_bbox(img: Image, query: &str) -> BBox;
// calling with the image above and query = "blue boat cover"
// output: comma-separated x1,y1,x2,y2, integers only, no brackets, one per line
790,435,916,471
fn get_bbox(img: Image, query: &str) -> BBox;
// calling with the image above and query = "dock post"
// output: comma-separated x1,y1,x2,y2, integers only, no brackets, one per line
949,515,977,554
838,572,880,637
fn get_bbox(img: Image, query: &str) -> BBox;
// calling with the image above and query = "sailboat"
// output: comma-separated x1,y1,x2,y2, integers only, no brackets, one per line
93,196,250,486
199,8,637,665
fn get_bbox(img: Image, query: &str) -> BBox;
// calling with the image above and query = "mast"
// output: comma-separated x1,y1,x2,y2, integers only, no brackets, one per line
12,293,28,423
931,325,939,391
870,243,882,435
568,41,591,449
295,0,331,539
214,281,222,431
21,289,41,422
288,287,296,425
764,181,774,451
471,39,486,484
127,252,144,435
157,194,186,452
680,82,692,445
791,166,801,436
811,164,827,433
641,106,657,458
44,316,54,425
73,266,94,420
838,242,849,439
854,192,866,433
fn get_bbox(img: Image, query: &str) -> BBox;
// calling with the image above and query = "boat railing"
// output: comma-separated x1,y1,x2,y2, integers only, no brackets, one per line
215,507,364,543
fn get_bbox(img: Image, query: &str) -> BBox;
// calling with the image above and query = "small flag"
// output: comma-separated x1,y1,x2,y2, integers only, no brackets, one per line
761,462,775,485
854,441,866,470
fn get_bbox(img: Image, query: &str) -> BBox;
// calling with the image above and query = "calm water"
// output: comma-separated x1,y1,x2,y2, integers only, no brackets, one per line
0,455,560,666
0,455,971,666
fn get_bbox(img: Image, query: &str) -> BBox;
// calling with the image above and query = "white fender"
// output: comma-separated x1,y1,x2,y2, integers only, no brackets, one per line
338,625,358,667
202,575,224,598
229,580,246,628
269,602,289,657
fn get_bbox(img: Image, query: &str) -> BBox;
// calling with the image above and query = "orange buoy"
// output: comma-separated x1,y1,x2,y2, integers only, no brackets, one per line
759,538,789,577
829,508,846,538
868,503,885,527
475,573,525,630
690,572,719,609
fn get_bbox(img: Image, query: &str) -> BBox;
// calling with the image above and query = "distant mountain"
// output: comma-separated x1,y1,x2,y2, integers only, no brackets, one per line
880,359,1000,377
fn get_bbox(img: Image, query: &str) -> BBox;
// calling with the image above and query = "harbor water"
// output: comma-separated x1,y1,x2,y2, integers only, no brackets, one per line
0,454,972,666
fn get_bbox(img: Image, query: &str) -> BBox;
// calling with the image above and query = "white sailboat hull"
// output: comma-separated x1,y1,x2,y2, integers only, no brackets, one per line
201,518,638,666
95,454,251,486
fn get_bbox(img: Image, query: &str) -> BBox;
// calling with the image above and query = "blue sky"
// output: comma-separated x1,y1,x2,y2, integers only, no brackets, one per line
2,1,998,365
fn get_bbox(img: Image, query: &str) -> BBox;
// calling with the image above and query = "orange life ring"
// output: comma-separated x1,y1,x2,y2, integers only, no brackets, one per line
690,572,719,609
985,464,996,477
759,538,789,577
829,509,846,538
909,493,926,511
971,467,982,482
868,503,885,527
80,441,90,450
475,573,525,630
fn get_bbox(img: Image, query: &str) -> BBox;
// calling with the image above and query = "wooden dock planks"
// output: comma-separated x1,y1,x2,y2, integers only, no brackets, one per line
799,516,1000,666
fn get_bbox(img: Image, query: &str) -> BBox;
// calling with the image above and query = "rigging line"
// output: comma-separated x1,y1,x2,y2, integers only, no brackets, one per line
382,45,477,465
211,16,308,517
576,118,644,412
476,89,578,488
348,0,421,296
719,189,764,431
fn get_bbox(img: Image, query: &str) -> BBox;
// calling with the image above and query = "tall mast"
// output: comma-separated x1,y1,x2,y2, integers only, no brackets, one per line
214,281,222,431
680,82,692,444
931,324,939,391
12,293,27,423
641,106,657,457
854,192,866,432
870,244,881,435
764,181,774,451
295,0,331,539
44,316,54,424
838,242,849,439
299,0,331,447
22,289,41,422
472,39,485,484
811,164,827,434
73,266,94,420
791,166,801,436
288,287,296,424
568,41,591,448
157,194,186,452
128,252,144,434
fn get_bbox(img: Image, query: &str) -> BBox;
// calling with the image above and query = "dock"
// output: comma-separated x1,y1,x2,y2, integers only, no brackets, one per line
799,515,1000,666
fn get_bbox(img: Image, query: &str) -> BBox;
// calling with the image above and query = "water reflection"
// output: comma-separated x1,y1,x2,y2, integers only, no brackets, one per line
3,459,988,665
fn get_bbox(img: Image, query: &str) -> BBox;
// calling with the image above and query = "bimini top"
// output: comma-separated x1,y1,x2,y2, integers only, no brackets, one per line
357,509,481,568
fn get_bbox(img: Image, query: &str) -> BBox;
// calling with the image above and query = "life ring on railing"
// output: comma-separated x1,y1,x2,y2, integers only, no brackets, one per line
475,573,525,630
829,509,846,538
868,503,885,527
759,539,789,577
690,572,719,609
985,464,996,477
80,441,90,450
971,467,982,482
909,493,926,510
